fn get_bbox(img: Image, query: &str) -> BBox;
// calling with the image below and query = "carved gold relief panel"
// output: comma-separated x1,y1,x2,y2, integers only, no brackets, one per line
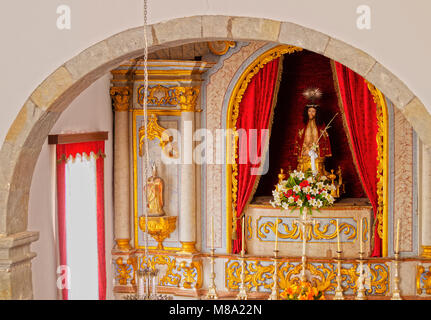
225,259,389,295
256,217,360,243
114,254,202,290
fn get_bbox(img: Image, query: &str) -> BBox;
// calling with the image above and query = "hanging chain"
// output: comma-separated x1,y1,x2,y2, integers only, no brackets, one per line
142,0,151,264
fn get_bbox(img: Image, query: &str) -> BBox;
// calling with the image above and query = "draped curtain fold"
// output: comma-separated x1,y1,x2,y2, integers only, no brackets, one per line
233,58,281,254
56,141,107,299
334,62,381,257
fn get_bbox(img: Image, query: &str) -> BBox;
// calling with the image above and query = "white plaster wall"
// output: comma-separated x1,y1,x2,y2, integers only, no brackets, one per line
28,73,114,300
0,0,431,147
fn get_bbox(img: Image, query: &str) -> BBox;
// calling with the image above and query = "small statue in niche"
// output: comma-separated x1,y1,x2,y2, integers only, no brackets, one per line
294,88,332,176
146,163,165,216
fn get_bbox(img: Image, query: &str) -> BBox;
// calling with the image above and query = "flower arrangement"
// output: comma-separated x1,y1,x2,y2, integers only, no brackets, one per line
270,169,336,215
280,281,325,300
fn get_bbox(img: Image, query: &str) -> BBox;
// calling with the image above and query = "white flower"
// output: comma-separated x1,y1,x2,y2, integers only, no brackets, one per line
293,185,301,193
309,199,317,207
270,200,276,208
316,200,323,208
303,186,311,194
291,170,299,178
279,184,288,193
282,202,289,210
320,175,327,181
297,172,305,180
288,196,295,203
297,199,303,207
307,176,314,184
321,189,328,196
311,188,319,195
316,182,324,189
329,184,336,191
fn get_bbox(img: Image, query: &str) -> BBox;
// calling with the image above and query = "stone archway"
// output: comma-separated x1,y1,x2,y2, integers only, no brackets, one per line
0,15,429,299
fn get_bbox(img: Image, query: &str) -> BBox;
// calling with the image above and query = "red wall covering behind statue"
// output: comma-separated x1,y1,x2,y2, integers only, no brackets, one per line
255,50,366,199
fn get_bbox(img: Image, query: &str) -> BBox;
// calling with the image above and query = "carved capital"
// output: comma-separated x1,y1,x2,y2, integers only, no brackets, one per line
173,86,200,112
110,86,131,112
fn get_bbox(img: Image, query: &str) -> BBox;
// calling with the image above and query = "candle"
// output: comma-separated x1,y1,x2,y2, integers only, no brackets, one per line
275,219,279,251
396,219,400,254
359,218,363,253
211,216,214,250
241,217,245,255
336,219,340,252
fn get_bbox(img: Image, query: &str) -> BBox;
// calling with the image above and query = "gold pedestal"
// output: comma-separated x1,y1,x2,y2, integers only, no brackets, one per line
115,238,131,251
422,245,431,259
139,216,177,250
178,241,198,254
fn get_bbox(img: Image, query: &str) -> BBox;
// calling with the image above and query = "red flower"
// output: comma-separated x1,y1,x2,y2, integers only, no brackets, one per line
306,194,311,200
299,180,309,188
286,189,293,196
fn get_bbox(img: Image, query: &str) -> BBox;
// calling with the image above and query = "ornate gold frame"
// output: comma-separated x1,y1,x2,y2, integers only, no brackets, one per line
367,82,389,256
225,45,389,256
225,45,303,253
132,109,181,251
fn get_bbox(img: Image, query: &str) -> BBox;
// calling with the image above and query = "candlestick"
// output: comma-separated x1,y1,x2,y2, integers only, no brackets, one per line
241,217,245,256
274,219,279,251
359,218,363,254
396,218,400,254
336,219,340,252
211,216,214,250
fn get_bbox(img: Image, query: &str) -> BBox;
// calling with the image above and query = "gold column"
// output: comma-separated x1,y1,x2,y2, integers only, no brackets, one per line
110,86,132,251
177,87,200,254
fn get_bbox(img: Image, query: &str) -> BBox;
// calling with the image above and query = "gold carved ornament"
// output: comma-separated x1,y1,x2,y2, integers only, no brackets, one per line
246,216,253,240
226,45,303,253
115,257,134,285
178,260,203,289
367,81,389,256
137,85,200,112
110,86,131,111
416,265,431,295
208,41,236,56
257,218,357,242
138,113,178,158
225,259,389,295
136,255,202,289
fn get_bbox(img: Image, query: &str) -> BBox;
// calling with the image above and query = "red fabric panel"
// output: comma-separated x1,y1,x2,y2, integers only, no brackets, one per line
334,62,381,257
55,150,68,300
233,58,280,254
96,143,107,300
255,51,365,199
56,141,107,299
56,141,105,162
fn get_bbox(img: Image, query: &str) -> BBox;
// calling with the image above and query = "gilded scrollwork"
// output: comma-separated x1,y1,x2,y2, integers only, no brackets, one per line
367,81,388,251
115,257,133,285
257,217,357,242
208,41,236,56
246,216,252,240
110,86,131,112
138,113,178,158
178,260,203,289
137,85,200,111
416,264,431,295
225,258,389,295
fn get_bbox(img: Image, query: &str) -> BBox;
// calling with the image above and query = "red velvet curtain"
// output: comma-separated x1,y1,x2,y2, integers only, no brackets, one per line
56,157,68,300
334,62,381,257
233,58,280,253
56,141,107,299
